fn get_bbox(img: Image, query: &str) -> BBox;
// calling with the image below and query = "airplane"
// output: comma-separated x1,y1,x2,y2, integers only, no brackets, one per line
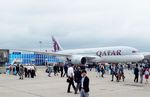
13,36,145,65
46,36,145,64
140,52,150,58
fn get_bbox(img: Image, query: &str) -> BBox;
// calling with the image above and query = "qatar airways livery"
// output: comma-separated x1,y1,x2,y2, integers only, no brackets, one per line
47,36,144,64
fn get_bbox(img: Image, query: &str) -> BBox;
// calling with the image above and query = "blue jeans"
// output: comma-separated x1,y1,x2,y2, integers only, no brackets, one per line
80,89,89,97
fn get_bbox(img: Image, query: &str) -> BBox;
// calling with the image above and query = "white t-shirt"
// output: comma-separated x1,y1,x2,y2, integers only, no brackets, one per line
30,66,35,70
67,67,74,77
26,66,31,70
81,77,85,88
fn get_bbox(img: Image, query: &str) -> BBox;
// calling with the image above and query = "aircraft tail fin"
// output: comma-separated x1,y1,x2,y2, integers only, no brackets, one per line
52,36,63,52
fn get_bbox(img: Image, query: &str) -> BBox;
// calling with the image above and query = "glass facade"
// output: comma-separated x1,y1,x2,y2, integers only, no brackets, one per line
9,50,63,65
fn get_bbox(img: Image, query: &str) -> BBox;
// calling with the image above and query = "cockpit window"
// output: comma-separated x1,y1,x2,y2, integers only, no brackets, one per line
132,50,138,53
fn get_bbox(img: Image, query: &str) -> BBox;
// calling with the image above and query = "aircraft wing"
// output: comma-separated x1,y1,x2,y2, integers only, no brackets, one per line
12,49,72,57
12,49,101,62
34,51,72,57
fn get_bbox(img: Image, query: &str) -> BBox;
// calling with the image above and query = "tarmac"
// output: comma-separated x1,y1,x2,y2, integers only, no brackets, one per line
0,67,150,97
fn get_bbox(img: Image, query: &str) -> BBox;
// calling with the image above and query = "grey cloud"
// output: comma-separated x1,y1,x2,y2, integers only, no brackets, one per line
0,0,150,51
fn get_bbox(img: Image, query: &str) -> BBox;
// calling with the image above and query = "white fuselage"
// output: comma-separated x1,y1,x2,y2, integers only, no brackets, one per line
55,46,144,63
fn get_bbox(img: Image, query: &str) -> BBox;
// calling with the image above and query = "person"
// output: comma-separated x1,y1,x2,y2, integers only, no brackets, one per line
9,65,13,75
30,65,35,78
16,64,20,75
63,64,68,77
119,65,125,81
48,64,52,77
96,65,100,77
134,64,139,83
111,64,116,81
33,64,37,76
24,65,28,78
27,64,31,78
142,63,146,68
74,67,82,94
144,68,149,84
80,64,86,70
100,64,105,78
88,64,92,71
79,70,90,97
60,64,64,77
56,64,60,73
18,65,24,80
115,64,120,82
53,64,58,76
127,64,131,70
67,64,76,93
13,65,16,75
139,65,144,83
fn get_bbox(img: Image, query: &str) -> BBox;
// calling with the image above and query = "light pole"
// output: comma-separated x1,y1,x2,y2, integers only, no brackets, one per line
39,41,42,51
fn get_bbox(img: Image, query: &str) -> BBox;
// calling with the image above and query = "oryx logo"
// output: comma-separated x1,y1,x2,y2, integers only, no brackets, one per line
96,50,122,57
52,36,60,52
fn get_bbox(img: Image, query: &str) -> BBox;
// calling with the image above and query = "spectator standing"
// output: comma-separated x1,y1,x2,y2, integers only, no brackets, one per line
139,65,144,83
60,64,64,77
19,65,24,80
111,64,116,81
16,64,20,75
119,65,125,81
96,65,100,77
27,64,31,78
144,68,149,84
134,64,139,83
24,65,28,78
53,64,58,76
115,64,119,82
31,65,35,78
100,64,105,78
48,64,53,77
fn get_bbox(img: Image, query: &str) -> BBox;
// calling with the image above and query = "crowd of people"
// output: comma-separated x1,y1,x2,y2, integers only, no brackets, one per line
109,64,125,82
134,63,150,84
95,63,125,82
5,62,150,97
95,62,150,84
67,64,90,97
7,64,37,80
46,63,90,97
46,63,64,77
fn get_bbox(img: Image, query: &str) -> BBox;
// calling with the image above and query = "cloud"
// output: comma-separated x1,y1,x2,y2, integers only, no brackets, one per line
0,0,150,51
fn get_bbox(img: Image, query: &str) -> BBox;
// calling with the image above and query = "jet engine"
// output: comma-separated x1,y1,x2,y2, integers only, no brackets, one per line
68,55,87,64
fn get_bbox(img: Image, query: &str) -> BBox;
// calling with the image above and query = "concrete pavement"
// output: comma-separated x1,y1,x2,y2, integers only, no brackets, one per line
0,67,150,97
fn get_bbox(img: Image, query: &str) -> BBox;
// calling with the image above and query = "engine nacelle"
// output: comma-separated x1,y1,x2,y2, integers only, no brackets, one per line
90,56,102,63
69,55,87,64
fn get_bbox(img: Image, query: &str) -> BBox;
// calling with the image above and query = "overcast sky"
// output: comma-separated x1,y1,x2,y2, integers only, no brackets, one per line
0,0,150,51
